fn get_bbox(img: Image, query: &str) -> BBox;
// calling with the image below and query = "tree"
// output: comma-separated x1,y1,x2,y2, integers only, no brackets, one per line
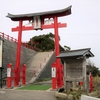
64,45,71,51
86,59,100,77
28,33,64,51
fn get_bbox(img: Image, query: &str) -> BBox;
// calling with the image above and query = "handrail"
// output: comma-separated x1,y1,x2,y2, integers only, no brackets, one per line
0,32,34,50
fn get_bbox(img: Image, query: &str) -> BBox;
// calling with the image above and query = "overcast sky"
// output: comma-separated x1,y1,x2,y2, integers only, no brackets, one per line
0,0,100,68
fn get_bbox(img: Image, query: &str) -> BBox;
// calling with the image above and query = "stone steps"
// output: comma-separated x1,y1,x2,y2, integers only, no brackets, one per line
26,51,55,83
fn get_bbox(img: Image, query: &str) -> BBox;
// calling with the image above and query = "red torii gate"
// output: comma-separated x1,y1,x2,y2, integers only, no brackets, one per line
6,6,72,89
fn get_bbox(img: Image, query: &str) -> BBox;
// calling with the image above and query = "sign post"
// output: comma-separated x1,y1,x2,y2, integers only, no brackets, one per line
0,38,3,88
52,62,56,89
0,40,3,68
7,63,12,88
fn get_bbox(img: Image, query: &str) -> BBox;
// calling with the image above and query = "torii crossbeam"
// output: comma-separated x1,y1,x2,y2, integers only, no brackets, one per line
6,5,72,89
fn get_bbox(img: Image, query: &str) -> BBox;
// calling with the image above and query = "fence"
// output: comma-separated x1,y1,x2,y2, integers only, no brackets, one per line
0,32,34,50
7,63,26,88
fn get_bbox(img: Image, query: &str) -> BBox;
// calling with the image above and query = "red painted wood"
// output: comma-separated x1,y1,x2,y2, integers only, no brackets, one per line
7,63,12,88
15,20,23,86
54,16,62,88
22,64,26,85
52,62,57,89
89,73,93,92
11,13,67,89
12,23,66,32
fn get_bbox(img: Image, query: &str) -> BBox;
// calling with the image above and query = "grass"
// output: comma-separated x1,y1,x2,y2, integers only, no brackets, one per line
18,84,51,90
35,78,51,82
41,78,51,81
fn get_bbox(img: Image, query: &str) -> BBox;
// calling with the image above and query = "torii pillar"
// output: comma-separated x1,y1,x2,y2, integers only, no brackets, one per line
6,6,72,88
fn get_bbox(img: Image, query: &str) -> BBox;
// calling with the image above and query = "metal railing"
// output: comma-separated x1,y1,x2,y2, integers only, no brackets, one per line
0,32,34,50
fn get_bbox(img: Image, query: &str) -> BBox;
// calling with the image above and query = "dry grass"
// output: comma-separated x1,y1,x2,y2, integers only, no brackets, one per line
93,76,100,91
63,76,100,99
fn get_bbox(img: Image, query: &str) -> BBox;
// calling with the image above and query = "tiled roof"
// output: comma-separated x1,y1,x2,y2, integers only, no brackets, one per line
6,6,72,21
57,48,94,58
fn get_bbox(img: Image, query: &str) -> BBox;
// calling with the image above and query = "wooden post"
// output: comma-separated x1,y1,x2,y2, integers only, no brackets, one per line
54,16,62,88
7,63,12,88
22,64,26,85
82,57,87,92
64,61,67,91
89,72,93,92
52,62,56,89
15,20,23,86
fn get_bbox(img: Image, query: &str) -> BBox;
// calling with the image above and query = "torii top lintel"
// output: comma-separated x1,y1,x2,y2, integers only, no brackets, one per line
6,6,72,21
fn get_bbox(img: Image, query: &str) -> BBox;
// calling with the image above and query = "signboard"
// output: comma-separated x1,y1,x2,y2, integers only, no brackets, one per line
52,67,56,78
33,16,41,29
7,68,11,77
0,40,2,67
66,61,82,79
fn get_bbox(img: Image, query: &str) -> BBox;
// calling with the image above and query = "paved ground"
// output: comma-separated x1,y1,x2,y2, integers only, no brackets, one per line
0,80,57,100
0,89,57,100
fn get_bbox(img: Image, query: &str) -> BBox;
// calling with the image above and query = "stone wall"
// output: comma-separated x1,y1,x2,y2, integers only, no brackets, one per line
0,38,36,82
35,52,56,82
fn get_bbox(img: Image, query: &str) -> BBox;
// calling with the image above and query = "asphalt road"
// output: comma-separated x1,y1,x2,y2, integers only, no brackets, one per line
0,89,57,100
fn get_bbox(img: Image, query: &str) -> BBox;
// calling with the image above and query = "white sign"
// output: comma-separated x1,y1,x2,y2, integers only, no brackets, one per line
44,18,54,25
33,16,41,29
81,95,100,100
0,40,2,67
52,67,56,78
7,68,11,77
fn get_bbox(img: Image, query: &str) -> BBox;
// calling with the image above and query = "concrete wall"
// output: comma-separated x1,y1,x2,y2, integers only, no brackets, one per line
0,38,36,80
35,51,56,82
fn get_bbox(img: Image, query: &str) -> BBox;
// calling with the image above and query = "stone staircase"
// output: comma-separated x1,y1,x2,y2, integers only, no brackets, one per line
26,51,55,83
0,34,56,85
